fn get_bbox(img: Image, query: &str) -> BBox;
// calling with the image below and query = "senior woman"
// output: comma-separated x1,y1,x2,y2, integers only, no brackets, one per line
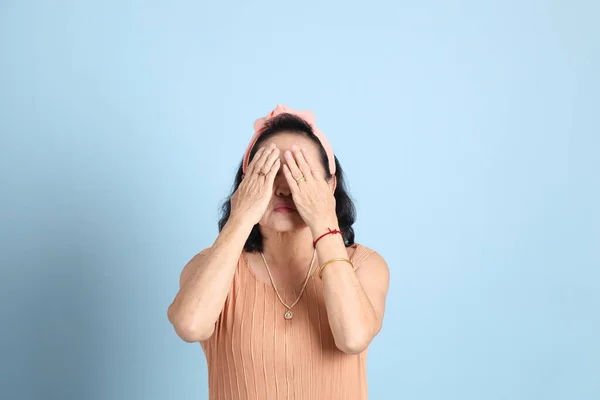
167,105,390,400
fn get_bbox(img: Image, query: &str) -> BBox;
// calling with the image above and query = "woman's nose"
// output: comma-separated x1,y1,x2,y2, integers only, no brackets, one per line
275,185,291,196
274,176,292,196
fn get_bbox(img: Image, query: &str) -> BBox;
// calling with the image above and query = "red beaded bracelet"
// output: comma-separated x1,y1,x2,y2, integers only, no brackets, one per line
313,228,342,248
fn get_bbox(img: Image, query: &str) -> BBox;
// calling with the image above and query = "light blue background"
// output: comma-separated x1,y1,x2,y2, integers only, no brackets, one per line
1,1,598,399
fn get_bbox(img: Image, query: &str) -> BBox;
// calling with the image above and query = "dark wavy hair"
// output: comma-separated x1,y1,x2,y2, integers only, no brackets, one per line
218,113,356,252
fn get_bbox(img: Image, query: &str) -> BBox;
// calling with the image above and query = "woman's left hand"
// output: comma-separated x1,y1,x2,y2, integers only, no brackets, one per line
282,145,338,232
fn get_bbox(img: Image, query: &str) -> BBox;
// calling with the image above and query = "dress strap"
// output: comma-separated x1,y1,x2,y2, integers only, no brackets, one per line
350,244,376,271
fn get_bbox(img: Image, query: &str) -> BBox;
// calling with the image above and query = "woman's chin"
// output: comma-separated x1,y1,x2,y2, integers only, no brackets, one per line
260,213,306,232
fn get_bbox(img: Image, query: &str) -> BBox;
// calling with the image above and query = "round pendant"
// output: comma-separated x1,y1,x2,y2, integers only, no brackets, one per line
284,310,293,320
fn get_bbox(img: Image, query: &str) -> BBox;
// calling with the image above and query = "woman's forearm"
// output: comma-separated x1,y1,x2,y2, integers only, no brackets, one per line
167,215,254,342
312,222,378,354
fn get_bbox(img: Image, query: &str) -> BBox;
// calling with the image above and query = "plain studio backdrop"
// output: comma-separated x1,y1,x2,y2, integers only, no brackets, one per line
0,1,598,399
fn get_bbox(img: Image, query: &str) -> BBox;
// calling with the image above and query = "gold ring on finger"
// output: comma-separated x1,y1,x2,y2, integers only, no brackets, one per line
296,176,306,183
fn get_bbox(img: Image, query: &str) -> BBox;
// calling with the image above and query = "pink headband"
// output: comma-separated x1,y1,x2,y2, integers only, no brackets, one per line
242,104,336,175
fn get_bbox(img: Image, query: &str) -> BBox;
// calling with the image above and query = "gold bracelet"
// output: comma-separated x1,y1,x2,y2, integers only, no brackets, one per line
318,257,354,279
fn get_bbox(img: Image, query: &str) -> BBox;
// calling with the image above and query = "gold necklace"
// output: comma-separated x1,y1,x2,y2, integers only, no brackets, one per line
260,250,317,320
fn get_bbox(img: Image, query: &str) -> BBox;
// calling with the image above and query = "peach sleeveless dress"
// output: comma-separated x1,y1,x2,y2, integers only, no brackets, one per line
199,243,376,400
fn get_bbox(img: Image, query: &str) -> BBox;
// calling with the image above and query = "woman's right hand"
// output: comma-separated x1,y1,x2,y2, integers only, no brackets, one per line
230,143,281,225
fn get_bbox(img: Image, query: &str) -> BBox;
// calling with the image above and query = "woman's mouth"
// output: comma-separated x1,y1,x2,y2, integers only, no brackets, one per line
273,206,296,214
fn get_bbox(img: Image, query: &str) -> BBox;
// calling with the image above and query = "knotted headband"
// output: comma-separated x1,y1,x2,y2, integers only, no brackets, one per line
242,104,336,175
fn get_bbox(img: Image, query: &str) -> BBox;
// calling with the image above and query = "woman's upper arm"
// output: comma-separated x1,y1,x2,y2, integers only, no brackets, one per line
354,251,390,333
179,247,212,288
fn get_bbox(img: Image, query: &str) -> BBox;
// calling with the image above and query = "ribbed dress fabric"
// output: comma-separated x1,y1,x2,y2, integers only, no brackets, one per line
199,243,375,400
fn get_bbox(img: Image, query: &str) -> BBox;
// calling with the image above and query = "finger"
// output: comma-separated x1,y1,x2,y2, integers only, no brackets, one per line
284,150,304,181
282,164,299,192
293,146,313,179
253,143,277,175
246,147,266,175
259,148,280,176
265,159,281,184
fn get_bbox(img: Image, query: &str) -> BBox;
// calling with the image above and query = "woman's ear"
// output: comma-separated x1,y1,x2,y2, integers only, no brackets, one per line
329,175,337,193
